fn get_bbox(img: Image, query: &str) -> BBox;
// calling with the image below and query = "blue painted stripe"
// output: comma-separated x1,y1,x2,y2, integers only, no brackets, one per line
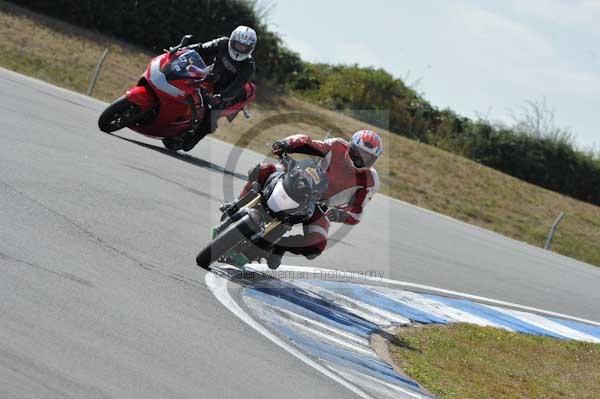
270,321,425,392
243,289,372,338
243,281,377,337
547,317,600,339
429,295,568,339
307,280,449,324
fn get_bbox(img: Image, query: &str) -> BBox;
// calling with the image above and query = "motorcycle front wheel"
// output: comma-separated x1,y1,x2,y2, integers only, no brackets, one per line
196,215,255,270
98,96,142,133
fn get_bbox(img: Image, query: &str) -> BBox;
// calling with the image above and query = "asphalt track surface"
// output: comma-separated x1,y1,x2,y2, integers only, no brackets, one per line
1,67,599,398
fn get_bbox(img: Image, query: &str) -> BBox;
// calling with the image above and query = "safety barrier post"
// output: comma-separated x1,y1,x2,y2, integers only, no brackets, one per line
544,211,565,250
87,48,109,96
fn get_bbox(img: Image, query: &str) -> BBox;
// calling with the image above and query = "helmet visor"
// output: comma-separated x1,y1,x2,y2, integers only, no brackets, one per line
231,40,253,54
349,144,379,168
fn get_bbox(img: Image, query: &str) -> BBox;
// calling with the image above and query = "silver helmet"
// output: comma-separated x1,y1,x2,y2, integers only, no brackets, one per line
228,26,257,61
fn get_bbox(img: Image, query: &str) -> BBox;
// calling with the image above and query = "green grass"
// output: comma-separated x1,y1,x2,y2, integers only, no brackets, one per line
390,323,600,399
1,1,599,266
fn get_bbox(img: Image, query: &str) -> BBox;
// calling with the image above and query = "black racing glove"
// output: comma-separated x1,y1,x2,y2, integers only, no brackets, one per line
272,140,290,156
207,94,222,107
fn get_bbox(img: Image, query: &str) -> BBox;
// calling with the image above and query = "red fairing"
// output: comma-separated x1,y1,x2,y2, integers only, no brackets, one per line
99,49,256,141
159,53,172,69
125,85,156,110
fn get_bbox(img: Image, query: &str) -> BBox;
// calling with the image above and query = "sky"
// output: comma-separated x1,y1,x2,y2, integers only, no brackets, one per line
265,0,600,150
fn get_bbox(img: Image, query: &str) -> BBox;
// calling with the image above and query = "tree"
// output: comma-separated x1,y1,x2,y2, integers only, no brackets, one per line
509,99,575,146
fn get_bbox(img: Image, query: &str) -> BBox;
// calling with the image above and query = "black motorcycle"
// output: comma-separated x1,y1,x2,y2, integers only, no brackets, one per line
196,154,328,270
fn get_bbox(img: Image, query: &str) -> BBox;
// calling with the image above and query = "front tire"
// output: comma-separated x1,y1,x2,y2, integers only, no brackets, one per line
196,215,255,270
98,96,141,133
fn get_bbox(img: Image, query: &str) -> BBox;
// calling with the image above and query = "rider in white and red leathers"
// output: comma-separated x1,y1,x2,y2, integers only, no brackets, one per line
238,130,383,268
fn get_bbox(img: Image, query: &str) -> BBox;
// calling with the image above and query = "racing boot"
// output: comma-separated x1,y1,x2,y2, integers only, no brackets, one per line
182,128,208,152
266,247,285,270
219,200,236,213
182,111,217,152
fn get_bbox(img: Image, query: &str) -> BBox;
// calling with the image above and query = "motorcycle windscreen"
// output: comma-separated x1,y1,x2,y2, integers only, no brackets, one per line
164,50,210,80
267,180,300,213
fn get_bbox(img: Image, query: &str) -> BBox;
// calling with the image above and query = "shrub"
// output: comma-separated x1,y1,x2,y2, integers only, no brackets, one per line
11,0,303,83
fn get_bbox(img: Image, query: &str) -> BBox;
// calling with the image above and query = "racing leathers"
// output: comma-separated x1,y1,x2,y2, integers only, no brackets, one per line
190,37,255,105
184,37,255,146
240,134,380,262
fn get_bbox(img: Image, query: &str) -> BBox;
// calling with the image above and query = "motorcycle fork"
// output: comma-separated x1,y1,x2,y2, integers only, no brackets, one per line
185,94,204,129
216,193,263,237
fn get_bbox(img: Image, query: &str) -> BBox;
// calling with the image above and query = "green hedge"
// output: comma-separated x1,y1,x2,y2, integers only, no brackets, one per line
469,128,600,204
11,0,303,84
289,64,600,206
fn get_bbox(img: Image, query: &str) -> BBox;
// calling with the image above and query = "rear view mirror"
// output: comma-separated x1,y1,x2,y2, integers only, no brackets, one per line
180,34,193,47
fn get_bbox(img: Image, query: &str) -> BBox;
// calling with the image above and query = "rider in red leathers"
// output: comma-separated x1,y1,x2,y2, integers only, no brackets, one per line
236,130,383,269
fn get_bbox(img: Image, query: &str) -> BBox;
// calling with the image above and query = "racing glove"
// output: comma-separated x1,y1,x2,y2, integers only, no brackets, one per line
207,94,222,107
272,140,290,156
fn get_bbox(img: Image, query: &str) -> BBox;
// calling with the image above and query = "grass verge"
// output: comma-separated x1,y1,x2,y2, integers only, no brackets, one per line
1,2,599,265
389,323,600,399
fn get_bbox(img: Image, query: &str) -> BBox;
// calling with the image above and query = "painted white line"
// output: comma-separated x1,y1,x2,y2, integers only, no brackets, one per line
372,287,512,330
261,303,370,347
243,295,375,357
204,271,375,399
293,280,411,326
244,264,600,327
283,316,376,358
486,305,600,343
326,363,430,399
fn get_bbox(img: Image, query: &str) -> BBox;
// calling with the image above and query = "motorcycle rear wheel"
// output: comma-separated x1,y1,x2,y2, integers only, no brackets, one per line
196,215,254,270
98,96,141,133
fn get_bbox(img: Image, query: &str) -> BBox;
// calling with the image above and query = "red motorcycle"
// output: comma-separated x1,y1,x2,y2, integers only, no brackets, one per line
98,35,256,151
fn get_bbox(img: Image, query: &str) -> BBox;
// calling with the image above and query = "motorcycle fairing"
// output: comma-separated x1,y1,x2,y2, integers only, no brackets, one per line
267,180,301,213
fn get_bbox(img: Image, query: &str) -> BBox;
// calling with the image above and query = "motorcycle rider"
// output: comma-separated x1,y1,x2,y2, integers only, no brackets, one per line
234,130,383,269
182,25,257,150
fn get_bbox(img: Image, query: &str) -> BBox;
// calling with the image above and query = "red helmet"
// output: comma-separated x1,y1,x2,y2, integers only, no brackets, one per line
348,130,383,168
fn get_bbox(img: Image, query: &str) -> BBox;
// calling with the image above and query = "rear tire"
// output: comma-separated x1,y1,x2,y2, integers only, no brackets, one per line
98,96,141,133
196,215,254,270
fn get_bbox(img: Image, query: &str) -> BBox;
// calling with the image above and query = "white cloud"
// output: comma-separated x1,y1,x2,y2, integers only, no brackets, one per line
446,4,600,95
453,4,555,61
509,0,600,26
332,42,385,68
281,36,320,62
428,3,600,147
